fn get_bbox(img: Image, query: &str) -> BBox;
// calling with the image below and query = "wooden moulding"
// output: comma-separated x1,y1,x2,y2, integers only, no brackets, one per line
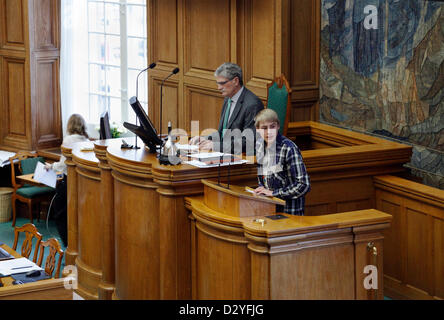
374,174,444,300
202,179,284,218
188,191,393,299
0,278,72,300
287,121,412,176
374,175,444,210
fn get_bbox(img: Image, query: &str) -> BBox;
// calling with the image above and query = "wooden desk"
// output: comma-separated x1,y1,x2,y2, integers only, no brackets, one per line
16,174,41,187
0,244,72,300
16,173,62,187
186,181,391,300
64,122,412,300
63,138,257,300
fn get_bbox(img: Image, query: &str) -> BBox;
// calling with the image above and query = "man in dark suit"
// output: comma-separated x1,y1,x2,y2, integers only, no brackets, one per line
191,62,264,155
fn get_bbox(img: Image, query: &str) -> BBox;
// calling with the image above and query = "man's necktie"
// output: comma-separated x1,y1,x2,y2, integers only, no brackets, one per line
222,98,232,131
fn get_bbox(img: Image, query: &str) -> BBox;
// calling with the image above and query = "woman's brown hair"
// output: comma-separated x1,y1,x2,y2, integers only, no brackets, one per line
67,114,89,138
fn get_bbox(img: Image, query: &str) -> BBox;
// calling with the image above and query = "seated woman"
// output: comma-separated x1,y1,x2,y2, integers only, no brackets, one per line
46,114,90,246
253,109,310,215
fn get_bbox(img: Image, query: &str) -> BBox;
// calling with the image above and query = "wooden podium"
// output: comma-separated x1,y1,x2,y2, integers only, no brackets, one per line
62,121,411,300
187,179,392,300
201,179,285,218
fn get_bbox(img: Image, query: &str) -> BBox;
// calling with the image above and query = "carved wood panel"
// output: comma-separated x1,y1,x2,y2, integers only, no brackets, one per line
150,77,179,134
289,0,319,89
31,0,59,50
1,56,29,148
186,85,224,134
149,0,178,66
0,0,26,50
148,0,321,138
34,57,62,148
184,0,232,76
375,176,444,300
243,0,276,91
0,0,61,151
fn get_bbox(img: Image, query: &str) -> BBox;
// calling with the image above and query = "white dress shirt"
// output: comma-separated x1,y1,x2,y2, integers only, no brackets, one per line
51,134,90,175
227,86,244,122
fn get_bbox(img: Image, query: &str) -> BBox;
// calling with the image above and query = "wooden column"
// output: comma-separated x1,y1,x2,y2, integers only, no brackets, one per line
72,142,102,300
110,147,161,300
94,142,115,300
156,185,193,299
63,145,78,267
0,0,62,151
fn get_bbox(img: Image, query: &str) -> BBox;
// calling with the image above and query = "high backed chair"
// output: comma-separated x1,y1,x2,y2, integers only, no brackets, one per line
266,74,292,136
37,238,64,278
9,151,55,227
12,223,42,262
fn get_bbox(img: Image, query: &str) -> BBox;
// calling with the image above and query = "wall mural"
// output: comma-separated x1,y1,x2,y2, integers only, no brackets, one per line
320,0,444,189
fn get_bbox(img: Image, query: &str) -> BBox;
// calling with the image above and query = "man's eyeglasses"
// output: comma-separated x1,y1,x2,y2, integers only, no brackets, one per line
216,78,234,86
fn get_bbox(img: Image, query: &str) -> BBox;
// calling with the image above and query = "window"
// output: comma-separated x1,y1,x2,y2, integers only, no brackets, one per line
87,0,147,125
60,0,148,135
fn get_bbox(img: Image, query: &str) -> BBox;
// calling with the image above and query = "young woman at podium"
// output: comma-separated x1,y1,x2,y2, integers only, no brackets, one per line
253,109,311,215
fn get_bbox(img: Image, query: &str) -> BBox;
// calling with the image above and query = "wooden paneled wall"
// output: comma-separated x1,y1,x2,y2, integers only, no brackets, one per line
0,0,61,151
1,0,318,148
374,175,444,300
147,0,320,134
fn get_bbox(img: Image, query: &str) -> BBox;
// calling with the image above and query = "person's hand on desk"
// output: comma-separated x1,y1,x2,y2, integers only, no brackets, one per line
198,139,213,152
44,162,52,171
254,186,273,197
189,136,213,151
189,136,201,145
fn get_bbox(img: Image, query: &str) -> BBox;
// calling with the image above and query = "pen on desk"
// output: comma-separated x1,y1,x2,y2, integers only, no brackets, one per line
11,266,33,270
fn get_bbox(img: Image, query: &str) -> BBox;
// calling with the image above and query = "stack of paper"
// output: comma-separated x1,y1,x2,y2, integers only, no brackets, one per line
184,152,249,168
0,257,43,276
33,161,57,188
175,143,199,153
0,150,16,168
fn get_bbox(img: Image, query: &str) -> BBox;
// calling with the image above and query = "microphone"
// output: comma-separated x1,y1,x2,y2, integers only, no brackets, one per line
159,67,180,138
131,62,156,149
136,62,156,98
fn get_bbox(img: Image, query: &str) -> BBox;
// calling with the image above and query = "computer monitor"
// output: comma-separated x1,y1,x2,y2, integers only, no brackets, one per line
126,96,163,151
100,111,112,139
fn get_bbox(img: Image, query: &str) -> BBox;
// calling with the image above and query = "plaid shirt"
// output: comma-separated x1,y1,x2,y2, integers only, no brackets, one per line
256,133,310,215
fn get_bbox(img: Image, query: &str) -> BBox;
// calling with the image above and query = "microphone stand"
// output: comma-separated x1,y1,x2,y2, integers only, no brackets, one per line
159,68,180,164
159,68,179,142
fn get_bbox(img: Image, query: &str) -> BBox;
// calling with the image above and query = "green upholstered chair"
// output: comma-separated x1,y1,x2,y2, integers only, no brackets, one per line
266,74,292,136
9,151,55,227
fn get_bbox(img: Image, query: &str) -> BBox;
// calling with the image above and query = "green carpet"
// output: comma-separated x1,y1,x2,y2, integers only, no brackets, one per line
0,217,66,276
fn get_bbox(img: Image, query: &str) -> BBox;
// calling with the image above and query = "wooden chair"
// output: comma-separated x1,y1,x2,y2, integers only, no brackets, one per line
12,223,42,262
37,238,64,278
266,74,292,136
9,151,55,227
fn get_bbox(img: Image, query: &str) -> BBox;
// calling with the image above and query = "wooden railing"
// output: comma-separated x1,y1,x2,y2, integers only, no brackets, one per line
374,175,444,300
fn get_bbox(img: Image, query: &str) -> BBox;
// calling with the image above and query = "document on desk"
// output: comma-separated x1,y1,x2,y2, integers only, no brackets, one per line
33,161,57,188
185,152,249,168
175,143,199,152
0,150,16,167
0,257,43,276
